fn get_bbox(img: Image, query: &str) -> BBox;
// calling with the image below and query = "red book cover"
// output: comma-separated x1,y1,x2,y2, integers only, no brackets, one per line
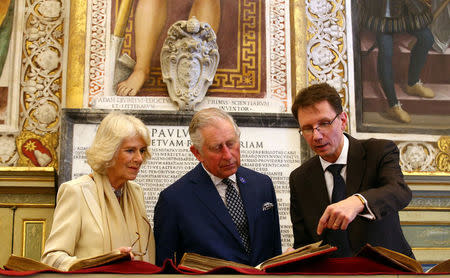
262,246,337,273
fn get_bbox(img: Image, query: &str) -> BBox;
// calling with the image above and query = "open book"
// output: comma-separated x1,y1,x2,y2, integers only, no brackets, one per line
178,241,336,273
427,259,450,273
3,256,58,272
4,250,131,272
356,244,450,274
355,244,423,273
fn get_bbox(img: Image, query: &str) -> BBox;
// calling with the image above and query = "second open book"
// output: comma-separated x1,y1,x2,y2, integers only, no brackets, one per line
178,241,336,273
4,250,131,272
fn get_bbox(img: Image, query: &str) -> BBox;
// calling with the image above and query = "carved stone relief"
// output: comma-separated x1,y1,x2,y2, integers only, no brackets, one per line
0,134,18,165
160,17,219,110
398,141,438,172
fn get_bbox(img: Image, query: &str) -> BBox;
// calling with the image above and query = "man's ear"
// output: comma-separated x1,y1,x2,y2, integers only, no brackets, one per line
190,145,203,162
340,112,348,131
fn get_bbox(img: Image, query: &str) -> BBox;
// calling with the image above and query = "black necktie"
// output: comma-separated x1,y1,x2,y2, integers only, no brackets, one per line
327,164,346,203
223,178,250,254
325,164,352,257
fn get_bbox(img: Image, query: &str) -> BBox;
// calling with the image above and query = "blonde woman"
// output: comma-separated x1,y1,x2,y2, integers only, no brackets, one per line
42,112,155,270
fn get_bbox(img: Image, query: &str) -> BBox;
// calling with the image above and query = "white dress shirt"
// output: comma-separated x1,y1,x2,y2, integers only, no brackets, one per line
319,136,375,219
202,164,239,205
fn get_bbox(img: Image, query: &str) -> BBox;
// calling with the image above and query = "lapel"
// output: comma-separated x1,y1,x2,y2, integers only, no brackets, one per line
190,164,243,245
307,157,330,214
345,134,366,195
235,168,257,248
80,176,104,235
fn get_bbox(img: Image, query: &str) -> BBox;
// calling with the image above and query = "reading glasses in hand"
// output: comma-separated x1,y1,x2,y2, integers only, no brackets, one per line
299,113,340,136
130,217,151,256
131,232,148,256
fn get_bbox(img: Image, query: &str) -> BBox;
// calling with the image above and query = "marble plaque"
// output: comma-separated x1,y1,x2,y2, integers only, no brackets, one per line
61,109,300,250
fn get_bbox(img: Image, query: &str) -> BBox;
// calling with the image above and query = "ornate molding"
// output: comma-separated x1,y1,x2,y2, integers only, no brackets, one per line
268,0,290,110
0,134,19,166
436,136,450,172
15,0,64,168
305,0,348,109
398,141,438,172
86,0,107,105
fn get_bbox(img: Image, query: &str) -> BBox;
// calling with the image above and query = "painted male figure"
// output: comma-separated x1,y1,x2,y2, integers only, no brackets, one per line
359,0,435,123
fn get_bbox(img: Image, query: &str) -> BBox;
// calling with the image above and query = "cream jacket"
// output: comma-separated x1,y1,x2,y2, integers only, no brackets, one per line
41,174,155,270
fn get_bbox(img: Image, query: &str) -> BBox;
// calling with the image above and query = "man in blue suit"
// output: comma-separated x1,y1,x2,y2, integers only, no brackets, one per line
154,108,281,266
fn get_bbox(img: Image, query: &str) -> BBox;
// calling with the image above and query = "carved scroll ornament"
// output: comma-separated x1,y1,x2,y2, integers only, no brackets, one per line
160,17,219,110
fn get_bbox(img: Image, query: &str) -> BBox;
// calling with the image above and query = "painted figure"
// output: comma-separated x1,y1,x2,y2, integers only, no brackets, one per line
359,0,435,123
0,0,14,77
116,0,221,96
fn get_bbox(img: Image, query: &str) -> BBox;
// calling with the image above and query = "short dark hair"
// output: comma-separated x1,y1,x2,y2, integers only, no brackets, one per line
291,83,343,121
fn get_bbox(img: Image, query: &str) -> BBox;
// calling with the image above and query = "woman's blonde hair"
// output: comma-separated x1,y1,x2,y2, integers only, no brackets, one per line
86,112,151,174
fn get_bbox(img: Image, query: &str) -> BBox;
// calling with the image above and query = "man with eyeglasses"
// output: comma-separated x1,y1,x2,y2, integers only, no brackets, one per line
289,83,414,258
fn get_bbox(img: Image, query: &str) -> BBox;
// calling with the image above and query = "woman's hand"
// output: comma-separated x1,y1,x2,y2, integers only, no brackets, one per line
284,247,296,254
117,246,135,260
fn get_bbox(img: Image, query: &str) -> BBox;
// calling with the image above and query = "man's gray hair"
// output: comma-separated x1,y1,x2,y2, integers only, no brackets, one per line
189,108,241,150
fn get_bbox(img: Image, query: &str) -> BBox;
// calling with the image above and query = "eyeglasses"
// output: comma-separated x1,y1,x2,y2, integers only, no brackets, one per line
131,232,148,256
299,113,340,136
130,217,151,257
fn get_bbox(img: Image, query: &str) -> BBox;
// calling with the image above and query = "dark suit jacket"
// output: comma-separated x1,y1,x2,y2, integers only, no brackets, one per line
154,163,282,266
289,134,413,257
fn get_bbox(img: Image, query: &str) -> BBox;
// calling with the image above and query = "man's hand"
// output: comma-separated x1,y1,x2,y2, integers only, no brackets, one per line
316,195,364,235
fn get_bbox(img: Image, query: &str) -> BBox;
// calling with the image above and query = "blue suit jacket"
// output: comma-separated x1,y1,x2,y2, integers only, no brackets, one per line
154,163,282,266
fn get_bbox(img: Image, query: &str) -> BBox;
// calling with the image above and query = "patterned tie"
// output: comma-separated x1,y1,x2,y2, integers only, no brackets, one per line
325,164,352,257
223,178,250,254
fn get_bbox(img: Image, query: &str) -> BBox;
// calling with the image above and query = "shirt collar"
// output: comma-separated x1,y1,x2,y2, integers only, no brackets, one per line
319,134,349,171
201,163,237,185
